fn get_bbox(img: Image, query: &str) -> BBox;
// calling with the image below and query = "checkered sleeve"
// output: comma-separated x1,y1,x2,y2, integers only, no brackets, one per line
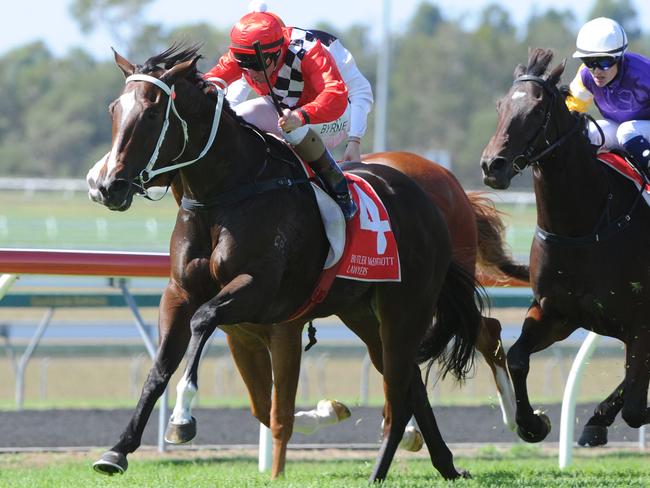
298,44,348,124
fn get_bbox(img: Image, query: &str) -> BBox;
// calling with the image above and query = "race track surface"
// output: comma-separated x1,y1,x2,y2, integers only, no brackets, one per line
0,403,641,449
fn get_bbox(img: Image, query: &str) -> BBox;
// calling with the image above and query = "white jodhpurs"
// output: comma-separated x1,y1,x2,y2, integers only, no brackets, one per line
233,96,351,150
587,119,650,149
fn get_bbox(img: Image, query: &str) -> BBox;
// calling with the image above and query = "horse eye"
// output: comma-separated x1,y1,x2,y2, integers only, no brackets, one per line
146,108,160,120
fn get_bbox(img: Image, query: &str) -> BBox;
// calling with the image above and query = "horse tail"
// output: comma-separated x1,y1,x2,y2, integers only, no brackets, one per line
417,260,485,382
468,191,530,283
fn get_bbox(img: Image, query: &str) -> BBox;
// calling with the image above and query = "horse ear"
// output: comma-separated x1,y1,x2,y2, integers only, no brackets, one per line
161,56,201,84
548,58,567,86
513,63,526,79
112,48,135,77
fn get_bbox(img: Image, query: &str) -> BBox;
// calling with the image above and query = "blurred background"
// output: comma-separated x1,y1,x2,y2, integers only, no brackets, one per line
1,0,648,187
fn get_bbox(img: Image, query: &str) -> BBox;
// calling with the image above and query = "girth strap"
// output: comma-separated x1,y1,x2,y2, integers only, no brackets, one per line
180,176,310,211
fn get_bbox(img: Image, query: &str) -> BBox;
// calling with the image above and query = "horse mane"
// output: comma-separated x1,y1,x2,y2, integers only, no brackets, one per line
138,43,203,74
136,43,248,125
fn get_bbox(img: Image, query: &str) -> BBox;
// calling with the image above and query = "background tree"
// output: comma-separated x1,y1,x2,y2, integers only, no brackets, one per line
0,0,647,189
588,0,641,40
70,0,155,53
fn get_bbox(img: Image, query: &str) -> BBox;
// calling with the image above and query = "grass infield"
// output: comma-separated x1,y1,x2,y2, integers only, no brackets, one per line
0,447,648,487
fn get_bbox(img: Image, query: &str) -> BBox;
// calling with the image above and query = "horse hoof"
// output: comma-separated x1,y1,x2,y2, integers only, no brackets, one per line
516,410,551,443
327,400,351,422
93,451,127,475
399,426,424,452
164,416,197,444
578,425,608,447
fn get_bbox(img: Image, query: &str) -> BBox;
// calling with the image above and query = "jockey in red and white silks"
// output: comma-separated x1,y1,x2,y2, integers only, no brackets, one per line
203,5,364,220
203,6,372,162
220,29,374,158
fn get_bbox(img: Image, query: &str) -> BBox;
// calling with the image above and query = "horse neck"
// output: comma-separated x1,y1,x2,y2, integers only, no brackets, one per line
532,116,610,236
177,109,261,202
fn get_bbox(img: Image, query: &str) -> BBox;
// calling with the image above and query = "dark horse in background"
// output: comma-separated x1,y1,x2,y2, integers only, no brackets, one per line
481,48,650,445
87,45,488,482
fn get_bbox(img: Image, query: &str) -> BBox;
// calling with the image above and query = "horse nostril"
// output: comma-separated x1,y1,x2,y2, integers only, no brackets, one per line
480,160,489,173
107,179,131,195
488,157,508,173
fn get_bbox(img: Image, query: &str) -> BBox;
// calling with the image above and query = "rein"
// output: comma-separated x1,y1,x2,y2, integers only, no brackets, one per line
124,74,227,187
514,76,646,246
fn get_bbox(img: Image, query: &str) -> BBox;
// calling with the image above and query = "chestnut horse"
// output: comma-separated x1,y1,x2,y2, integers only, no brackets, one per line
88,46,486,482
481,48,650,444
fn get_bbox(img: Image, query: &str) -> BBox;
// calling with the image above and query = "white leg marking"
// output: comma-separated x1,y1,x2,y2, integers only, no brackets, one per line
495,366,517,430
169,374,197,426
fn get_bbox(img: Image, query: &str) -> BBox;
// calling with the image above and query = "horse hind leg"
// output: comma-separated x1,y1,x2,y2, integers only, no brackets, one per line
410,367,467,479
578,380,624,447
476,316,516,430
621,334,650,429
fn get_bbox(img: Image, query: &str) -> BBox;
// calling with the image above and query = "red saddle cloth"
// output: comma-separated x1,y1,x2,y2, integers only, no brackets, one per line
336,173,401,281
287,169,400,321
597,152,650,201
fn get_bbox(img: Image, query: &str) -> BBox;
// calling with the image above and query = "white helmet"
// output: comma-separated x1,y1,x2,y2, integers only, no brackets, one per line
573,17,628,58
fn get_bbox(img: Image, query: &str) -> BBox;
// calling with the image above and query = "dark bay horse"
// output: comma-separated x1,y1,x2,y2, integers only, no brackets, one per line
87,46,486,481
480,48,650,444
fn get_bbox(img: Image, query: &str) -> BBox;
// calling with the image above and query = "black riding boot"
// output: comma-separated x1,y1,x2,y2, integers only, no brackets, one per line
623,135,650,180
292,129,358,221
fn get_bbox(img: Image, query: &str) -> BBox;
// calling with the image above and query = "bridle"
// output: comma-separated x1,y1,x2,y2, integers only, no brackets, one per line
122,73,227,192
510,75,582,173
511,76,644,245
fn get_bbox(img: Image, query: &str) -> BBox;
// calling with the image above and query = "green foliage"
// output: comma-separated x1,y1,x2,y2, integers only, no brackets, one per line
1,1,648,189
1,452,649,487
588,0,641,40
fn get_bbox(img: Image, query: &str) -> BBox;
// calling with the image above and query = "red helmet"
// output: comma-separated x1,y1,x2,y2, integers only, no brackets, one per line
230,12,285,54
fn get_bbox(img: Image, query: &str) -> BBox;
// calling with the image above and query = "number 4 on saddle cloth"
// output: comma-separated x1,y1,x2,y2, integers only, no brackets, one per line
288,163,401,321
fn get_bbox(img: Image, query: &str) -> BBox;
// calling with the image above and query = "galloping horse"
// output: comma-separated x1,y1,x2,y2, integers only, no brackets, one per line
480,48,650,444
88,45,486,481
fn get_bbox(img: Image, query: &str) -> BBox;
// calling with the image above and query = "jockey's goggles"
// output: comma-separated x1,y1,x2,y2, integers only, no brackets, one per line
233,50,279,71
581,56,619,71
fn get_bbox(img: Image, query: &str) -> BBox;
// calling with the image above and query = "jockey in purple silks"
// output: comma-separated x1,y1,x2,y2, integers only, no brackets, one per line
566,17,650,178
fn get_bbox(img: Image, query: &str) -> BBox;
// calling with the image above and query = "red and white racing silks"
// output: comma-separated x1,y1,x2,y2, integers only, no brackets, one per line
204,27,348,125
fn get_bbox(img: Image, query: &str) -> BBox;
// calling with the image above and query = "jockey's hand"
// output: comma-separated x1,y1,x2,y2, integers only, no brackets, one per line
278,108,303,132
342,138,362,162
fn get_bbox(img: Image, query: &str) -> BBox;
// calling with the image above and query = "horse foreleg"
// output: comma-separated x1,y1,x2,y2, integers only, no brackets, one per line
476,316,516,430
93,283,193,475
167,273,278,444
579,380,625,447
621,333,650,428
508,304,575,443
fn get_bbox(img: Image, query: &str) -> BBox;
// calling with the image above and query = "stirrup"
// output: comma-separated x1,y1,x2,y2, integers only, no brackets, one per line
336,193,358,221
